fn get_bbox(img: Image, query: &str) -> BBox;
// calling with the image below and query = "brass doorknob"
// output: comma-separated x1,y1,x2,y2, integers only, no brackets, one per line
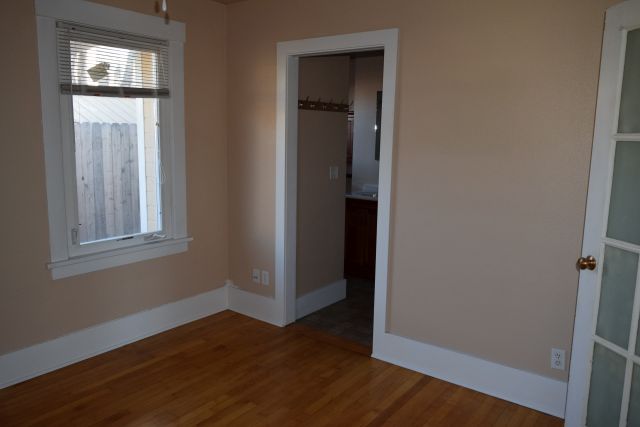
577,255,597,271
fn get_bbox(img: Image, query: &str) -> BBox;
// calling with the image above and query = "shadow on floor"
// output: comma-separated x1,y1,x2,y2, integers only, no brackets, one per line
296,278,373,347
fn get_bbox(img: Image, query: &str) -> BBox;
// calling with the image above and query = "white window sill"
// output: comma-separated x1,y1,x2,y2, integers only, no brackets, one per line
47,237,193,280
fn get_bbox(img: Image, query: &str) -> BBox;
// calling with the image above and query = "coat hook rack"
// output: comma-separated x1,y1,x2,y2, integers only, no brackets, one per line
298,96,349,112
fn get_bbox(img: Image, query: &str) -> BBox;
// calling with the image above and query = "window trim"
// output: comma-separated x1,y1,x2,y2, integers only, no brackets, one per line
35,0,189,279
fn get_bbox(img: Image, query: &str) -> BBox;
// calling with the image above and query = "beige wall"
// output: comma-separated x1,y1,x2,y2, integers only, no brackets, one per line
297,56,348,297
0,0,228,355
351,55,384,192
0,0,623,384
299,56,351,103
226,0,619,380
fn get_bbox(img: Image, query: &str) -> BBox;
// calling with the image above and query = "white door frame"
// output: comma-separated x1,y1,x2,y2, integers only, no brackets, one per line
274,29,399,348
566,2,640,425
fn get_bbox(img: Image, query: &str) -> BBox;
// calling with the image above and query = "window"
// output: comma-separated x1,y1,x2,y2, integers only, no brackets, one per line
36,0,189,279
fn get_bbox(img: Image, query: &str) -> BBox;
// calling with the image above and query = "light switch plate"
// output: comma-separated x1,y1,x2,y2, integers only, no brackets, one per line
329,166,339,181
261,270,270,286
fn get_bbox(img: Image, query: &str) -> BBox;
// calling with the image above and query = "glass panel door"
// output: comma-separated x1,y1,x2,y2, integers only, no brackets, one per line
586,343,627,426
584,27,640,427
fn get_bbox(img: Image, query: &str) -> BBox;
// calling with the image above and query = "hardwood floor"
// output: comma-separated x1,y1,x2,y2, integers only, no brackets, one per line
0,311,563,426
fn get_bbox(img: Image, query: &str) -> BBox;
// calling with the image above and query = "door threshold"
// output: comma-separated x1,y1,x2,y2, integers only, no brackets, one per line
287,323,372,356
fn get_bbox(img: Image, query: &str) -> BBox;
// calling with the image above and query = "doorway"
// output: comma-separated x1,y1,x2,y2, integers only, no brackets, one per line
274,30,398,355
292,51,384,347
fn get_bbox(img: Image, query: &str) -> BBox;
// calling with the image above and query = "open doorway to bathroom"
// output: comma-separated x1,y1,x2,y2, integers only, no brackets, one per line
294,51,384,349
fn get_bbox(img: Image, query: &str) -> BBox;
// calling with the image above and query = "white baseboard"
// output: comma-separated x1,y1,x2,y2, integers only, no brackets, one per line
0,281,568,420
295,279,346,319
227,282,283,326
372,331,567,418
0,286,228,389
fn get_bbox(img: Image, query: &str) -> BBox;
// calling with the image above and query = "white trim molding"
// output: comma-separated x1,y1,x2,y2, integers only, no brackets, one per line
295,279,346,320
35,0,189,280
373,332,568,418
0,283,281,389
0,286,227,389
275,29,399,336
226,282,283,326
34,0,185,42
48,237,192,279
0,279,569,418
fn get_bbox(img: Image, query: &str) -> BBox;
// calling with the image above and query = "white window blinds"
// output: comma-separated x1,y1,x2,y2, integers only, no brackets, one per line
56,22,170,98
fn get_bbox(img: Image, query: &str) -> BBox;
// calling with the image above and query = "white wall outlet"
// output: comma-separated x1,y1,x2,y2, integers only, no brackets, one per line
329,166,339,181
261,270,270,286
551,348,565,370
252,268,260,284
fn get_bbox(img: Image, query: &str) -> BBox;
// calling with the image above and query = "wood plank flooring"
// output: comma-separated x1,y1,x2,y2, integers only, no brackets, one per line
0,311,563,426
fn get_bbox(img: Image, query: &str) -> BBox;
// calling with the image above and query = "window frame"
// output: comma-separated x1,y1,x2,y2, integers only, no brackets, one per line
35,0,190,279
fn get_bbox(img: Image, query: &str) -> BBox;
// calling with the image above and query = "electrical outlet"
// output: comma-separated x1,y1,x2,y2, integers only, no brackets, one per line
551,348,565,370
329,166,339,181
252,268,260,284
261,270,270,286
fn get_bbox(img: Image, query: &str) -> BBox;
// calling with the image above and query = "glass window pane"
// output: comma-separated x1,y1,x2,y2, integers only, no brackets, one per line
629,364,640,427
73,96,161,244
57,22,170,95
607,141,640,245
586,343,626,427
70,41,159,89
596,245,638,349
619,29,640,133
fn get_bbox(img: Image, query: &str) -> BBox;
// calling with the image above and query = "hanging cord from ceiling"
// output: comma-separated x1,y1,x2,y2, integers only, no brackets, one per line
154,0,170,24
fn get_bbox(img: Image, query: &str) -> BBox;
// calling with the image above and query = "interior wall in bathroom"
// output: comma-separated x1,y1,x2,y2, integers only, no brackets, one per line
296,56,349,297
351,55,384,192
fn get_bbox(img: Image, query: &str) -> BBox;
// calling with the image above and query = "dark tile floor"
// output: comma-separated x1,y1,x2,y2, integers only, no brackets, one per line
296,278,374,347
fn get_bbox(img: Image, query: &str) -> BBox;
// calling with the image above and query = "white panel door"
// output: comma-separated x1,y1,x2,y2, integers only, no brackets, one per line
566,2,640,426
